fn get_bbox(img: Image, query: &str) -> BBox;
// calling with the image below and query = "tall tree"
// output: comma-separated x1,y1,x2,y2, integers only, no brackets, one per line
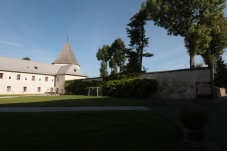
125,49,141,73
126,4,153,72
96,45,110,76
110,38,126,72
199,11,227,84
96,45,110,63
201,16,227,69
214,56,227,88
145,0,226,68
100,61,108,77
184,25,212,68
109,57,118,75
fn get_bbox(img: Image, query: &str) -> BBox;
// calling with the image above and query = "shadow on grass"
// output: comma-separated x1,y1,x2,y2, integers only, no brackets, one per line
0,95,164,107
0,111,183,151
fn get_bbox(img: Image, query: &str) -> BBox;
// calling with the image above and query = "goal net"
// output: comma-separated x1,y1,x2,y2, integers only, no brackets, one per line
88,87,102,96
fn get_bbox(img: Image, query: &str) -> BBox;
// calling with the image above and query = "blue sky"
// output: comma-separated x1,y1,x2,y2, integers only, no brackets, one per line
0,0,226,78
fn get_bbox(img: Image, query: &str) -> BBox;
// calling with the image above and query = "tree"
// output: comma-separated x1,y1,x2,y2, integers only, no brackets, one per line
145,0,226,68
96,45,110,63
110,38,126,72
201,16,227,69
23,57,31,61
126,4,153,72
214,56,227,88
184,25,212,68
96,45,110,76
109,57,118,75
96,39,127,76
125,49,141,73
100,61,108,77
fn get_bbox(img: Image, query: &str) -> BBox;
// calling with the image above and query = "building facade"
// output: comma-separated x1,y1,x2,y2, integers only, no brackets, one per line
0,40,87,95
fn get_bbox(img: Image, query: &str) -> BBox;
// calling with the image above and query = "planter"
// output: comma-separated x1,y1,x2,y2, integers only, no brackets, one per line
183,127,205,144
179,107,208,144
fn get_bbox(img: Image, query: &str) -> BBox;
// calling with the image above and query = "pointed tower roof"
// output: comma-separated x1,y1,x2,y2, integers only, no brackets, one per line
53,39,80,66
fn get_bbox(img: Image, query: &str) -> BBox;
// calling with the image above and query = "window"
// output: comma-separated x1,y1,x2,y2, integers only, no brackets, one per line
17,74,21,80
7,86,11,92
23,87,27,92
37,87,41,92
0,73,3,79
32,76,35,81
8,76,12,80
45,77,48,82
34,66,38,69
25,77,27,81
39,78,41,82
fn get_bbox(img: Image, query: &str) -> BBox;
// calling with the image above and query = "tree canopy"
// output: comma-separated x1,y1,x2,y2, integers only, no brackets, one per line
126,4,153,72
100,61,108,77
145,0,226,68
110,38,126,72
214,56,227,88
22,57,31,61
96,39,127,76
201,16,227,69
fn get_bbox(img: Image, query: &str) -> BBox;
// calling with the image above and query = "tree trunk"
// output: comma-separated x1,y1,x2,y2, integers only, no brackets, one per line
190,55,195,69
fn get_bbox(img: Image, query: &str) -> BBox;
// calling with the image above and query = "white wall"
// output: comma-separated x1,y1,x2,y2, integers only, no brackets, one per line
55,75,86,94
0,71,55,95
55,75,65,94
140,68,211,99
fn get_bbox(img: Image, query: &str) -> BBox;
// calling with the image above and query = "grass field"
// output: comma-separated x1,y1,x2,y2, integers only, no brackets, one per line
0,95,163,107
0,95,182,150
0,111,182,151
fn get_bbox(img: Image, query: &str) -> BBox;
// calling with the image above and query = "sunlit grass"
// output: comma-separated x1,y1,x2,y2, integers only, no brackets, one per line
0,95,162,107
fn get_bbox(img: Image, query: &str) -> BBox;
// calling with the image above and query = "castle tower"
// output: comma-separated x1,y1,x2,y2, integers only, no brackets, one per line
53,38,80,69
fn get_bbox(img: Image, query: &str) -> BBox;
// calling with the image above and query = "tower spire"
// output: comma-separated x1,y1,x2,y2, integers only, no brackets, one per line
53,39,80,67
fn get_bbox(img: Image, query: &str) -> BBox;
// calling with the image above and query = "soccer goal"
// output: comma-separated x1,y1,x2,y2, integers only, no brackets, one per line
88,87,102,96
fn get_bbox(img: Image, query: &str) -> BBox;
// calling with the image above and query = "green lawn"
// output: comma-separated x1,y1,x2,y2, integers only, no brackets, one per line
0,95,163,107
0,111,182,151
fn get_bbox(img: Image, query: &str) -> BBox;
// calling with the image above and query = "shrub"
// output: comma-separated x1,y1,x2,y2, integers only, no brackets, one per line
102,78,158,98
65,80,101,95
65,78,158,99
179,107,209,130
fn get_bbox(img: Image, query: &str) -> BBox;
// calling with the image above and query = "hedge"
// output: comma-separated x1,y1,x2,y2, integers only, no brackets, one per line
65,78,158,99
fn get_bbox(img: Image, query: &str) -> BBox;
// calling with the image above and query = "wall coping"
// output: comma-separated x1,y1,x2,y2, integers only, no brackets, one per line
143,67,210,74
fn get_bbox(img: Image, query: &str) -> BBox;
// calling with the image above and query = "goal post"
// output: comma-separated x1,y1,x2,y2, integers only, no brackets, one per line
88,87,102,96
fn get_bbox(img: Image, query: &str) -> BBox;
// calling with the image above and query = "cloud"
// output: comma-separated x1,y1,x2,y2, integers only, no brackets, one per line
0,40,22,47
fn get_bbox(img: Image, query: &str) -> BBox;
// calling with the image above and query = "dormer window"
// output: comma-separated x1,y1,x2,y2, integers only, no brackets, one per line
74,69,77,72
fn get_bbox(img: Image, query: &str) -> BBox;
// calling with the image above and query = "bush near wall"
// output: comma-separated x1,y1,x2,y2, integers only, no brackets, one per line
65,78,158,99
64,80,101,95
102,78,158,98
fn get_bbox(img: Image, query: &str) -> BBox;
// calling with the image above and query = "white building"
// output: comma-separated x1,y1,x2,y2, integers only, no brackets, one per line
0,39,87,95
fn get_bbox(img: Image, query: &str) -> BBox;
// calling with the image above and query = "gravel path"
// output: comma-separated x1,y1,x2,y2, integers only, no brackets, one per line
0,106,150,112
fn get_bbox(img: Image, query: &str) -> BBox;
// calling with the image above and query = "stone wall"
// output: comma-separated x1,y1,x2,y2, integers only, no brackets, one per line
82,68,211,99
139,68,211,99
